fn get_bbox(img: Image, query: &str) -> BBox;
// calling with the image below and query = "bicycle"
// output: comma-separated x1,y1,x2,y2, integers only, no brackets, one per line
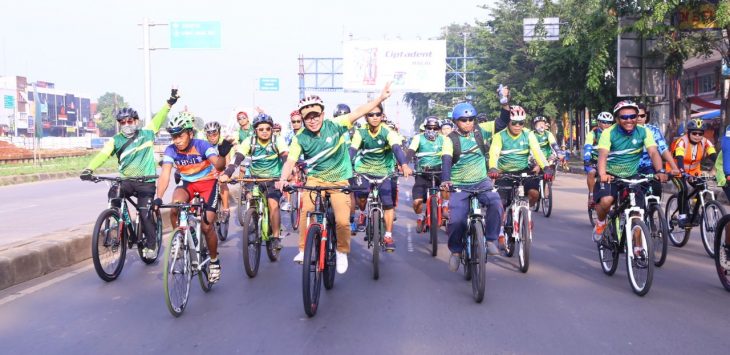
289,161,307,231
86,175,162,282
449,186,488,303
643,178,669,267
665,174,727,257
234,177,281,278
712,214,730,292
354,172,399,280
214,182,230,242
159,193,215,317
532,158,558,218
595,176,654,296
497,173,535,273
413,170,443,257
285,184,349,317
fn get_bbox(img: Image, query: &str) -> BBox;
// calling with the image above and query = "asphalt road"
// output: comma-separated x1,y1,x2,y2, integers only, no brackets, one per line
1,173,727,354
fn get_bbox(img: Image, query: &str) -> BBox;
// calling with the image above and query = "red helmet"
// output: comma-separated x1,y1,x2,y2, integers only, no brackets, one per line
290,110,301,119
273,123,282,131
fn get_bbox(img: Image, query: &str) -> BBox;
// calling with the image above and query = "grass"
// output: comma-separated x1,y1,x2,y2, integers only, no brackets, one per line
0,153,118,177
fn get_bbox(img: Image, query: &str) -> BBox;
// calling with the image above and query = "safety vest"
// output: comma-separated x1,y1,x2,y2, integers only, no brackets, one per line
672,135,710,174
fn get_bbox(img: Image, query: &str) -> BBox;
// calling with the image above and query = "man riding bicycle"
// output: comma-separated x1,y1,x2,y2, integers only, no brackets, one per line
407,116,445,232
584,112,614,208
81,88,179,259
440,102,504,272
220,113,289,248
593,100,668,247
532,116,563,164
636,103,679,203
203,121,236,220
672,118,717,228
155,112,225,282
276,83,393,274
349,103,413,252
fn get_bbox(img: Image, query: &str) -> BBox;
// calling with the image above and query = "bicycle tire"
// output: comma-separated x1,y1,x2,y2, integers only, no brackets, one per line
236,190,246,227
429,196,439,257
517,207,531,273
542,181,552,218
290,191,300,231
713,215,730,292
198,232,213,292
665,194,690,247
323,218,337,290
626,219,653,296
646,202,668,267
701,200,726,258
241,208,261,278
504,210,515,258
216,198,229,242
597,219,619,276
265,212,280,262
302,224,323,317
137,209,163,264
164,229,191,317
470,219,486,303
588,206,597,227
91,209,126,282
370,208,382,280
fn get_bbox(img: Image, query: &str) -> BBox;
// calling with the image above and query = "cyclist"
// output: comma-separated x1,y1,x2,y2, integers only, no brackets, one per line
636,103,679,200
203,121,235,220
440,102,503,272
81,89,179,259
273,123,282,138
235,109,254,144
593,100,668,247
407,116,444,232
532,116,563,163
349,103,413,252
672,118,717,228
716,124,730,257
441,119,454,136
285,110,303,145
220,113,289,248
584,112,614,208
276,83,393,274
154,112,225,282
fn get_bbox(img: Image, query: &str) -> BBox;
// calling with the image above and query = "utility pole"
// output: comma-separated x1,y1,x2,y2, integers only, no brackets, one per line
462,32,469,89
139,18,168,126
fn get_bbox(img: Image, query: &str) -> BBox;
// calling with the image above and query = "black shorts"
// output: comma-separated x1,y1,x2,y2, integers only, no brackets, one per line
593,179,647,210
350,174,394,209
257,180,282,201
412,173,441,202
495,173,539,207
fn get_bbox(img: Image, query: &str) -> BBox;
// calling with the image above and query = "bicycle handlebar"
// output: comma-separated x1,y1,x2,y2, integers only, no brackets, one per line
230,177,278,183
353,172,400,185
87,175,159,183
284,184,351,194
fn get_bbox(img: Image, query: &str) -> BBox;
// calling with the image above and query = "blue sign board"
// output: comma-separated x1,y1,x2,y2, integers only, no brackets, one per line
170,21,221,49
259,78,280,91
3,95,14,109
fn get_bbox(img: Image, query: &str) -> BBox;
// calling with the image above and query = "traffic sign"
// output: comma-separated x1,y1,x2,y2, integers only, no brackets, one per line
259,78,280,91
170,21,221,49
4,95,14,109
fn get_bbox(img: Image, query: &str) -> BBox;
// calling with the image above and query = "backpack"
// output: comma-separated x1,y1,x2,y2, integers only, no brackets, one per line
448,129,489,167
248,134,280,157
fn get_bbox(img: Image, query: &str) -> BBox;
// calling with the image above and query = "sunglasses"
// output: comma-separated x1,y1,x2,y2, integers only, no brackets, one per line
205,131,219,136
618,114,637,120
690,131,703,136
510,120,525,126
303,112,321,121
366,112,383,118
291,120,302,124
257,127,272,132
118,118,135,126
425,126,439,131
457,117,475,123
638,114,647,118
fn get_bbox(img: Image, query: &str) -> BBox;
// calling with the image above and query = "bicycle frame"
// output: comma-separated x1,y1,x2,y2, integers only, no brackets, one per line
607,178,649,250
501,174,534,243
169,196,207,276
418,171,442,230
304,191,330,272
355,173,395,246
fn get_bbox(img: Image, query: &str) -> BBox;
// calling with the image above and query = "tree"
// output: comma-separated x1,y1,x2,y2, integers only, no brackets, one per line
96,92,128,137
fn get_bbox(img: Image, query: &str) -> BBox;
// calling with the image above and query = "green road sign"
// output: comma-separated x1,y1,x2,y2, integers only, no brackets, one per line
259,78,280,91
170,21,221,49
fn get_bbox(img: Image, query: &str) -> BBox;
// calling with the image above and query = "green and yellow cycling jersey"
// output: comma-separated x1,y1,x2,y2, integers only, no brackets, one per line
236,137,288,178
408,133,443,169
478,121,496,143
489,128,547,172
86,104,170,179
351,125,400,177
288,116,353,182
597,124,656,178
442,128,489,186
534,130,557,159
237,126,254,144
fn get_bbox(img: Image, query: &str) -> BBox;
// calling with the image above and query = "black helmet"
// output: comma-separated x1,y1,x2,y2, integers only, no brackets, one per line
333,103,351,117
116,107,139,121
477,113,488,123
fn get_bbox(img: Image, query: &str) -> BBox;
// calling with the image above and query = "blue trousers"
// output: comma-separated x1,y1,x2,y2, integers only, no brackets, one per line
447,180,503,253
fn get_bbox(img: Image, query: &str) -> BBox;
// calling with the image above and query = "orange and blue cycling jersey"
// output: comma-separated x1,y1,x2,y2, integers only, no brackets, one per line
162,139,219,182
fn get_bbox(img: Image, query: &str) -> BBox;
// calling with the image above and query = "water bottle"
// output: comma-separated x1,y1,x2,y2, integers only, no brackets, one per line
188,215,198,246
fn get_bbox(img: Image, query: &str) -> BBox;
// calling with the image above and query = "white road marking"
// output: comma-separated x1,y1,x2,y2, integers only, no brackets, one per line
0,263,94,307
407,224,414,252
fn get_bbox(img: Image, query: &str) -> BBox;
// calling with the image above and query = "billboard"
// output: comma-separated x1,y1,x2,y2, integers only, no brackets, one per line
343,40,446,92
677,3,718,30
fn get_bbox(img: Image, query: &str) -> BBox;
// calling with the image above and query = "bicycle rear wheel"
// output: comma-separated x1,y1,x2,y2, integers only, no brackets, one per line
429,196,439,257
369,209,383,280
290,191,300,231
588,206,597,227
164,230,192,317
197,233,214,292
216,198,229,242
701,201,726,258
323,219,337,290
302,224,323,317
91,209,126,282
504,211,515,258
597,220,619,276
542,181,552,218
714,215,730,292
665,194,690,247
646,202,668,267
241,208,261,278
626,219,653,296
470,219,486,303
236,189,246,227
517,207,531,273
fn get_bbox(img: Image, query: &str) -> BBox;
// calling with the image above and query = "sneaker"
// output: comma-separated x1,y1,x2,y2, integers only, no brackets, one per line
593,220,607,243
384,235,396,252
497,235,506,251
449,253,460,272
335,251,348,274
273,237,283,250
486,242,500,256
280,201,292,211
633,247,648,268
142,247,156,259
416,218,423,233
677,217,688,229
350,221,357,236
293,250,304,264
209,259,221,283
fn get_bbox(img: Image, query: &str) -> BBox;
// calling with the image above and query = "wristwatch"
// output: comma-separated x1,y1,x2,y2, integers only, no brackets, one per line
657,169,666,174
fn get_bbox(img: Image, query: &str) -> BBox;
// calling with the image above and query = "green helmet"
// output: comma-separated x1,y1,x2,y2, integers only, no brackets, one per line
167,111,195,135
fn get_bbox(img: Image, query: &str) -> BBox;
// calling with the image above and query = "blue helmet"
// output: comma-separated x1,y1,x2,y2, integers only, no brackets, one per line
452,102,477,120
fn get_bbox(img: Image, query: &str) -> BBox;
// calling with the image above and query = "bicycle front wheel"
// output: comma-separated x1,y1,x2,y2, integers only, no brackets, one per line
290,191,300,231
429,196,439,257
470,219,486,303
714,215,730,292
323,221,337,290
302,224,323,317
597,220,619,276
517,207,531,273
216,198,229,242
646,202,669,267
588,206,597,227
626,219,654,297
369,209,383,280
241,208,261,278
164,230,192,317
701,200,726,258
91,209,127,282
542,181,553,218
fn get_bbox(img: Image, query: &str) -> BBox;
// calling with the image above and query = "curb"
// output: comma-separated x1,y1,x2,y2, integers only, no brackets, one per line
0,209,173,291
0,168,116,187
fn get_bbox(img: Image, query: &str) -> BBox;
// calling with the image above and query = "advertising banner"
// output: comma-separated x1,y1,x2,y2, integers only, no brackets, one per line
343,40,446,92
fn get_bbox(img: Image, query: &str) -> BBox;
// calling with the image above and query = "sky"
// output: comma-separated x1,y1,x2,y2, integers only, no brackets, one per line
0,0,495,136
